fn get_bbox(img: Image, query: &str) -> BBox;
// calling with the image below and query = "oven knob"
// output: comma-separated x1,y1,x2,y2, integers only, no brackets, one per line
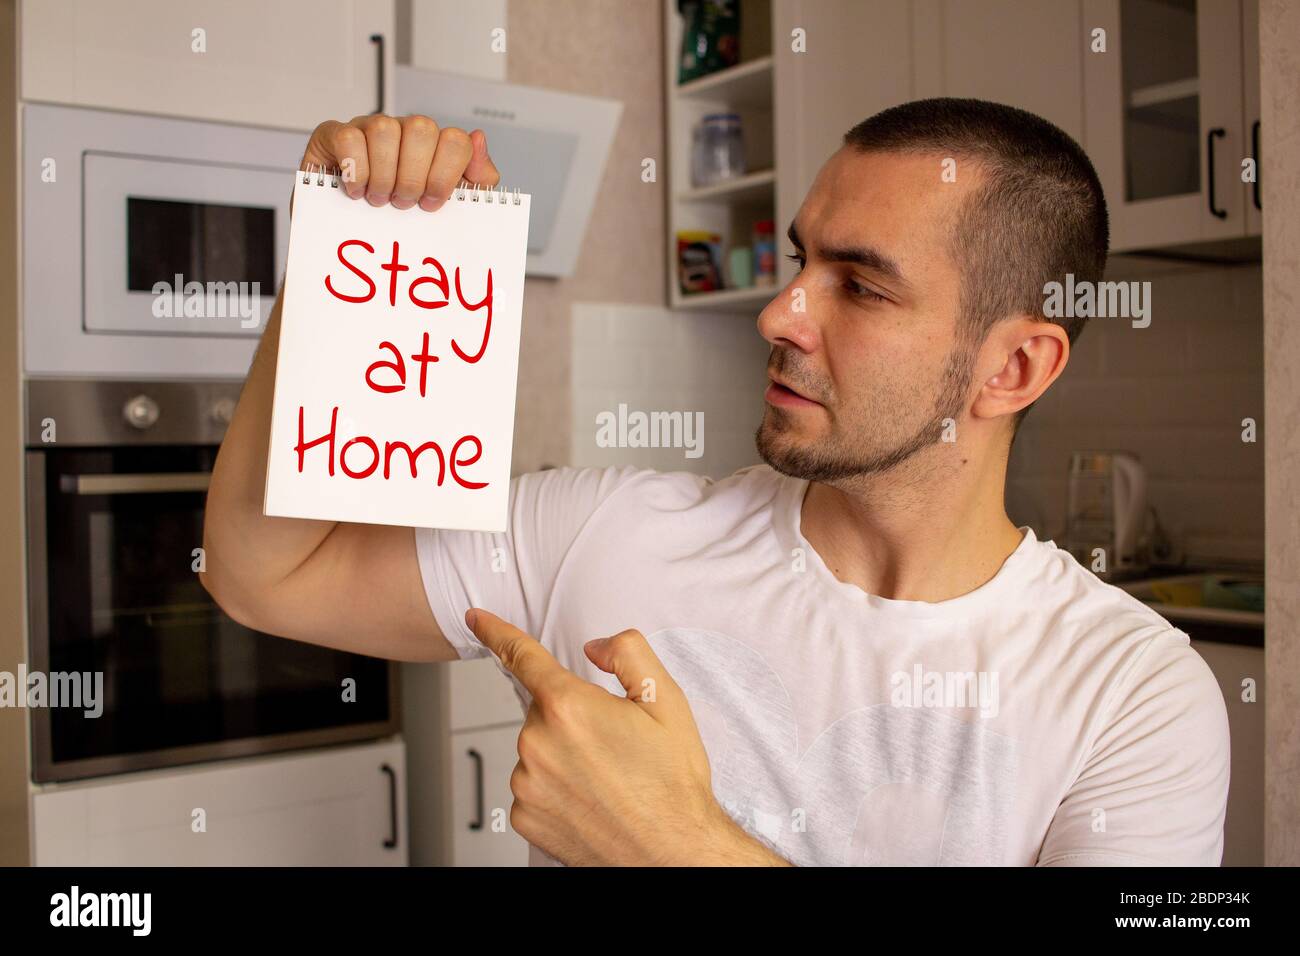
210,396,236,426
122,394,160,430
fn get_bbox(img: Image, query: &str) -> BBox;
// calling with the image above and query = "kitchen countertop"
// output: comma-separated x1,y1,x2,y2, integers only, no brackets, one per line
1118,573,1264,647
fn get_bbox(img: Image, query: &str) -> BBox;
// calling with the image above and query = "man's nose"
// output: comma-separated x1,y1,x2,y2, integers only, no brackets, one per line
757,276,818,353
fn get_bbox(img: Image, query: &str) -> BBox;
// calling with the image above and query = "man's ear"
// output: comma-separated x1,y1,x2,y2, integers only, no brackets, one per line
970,317,1070,422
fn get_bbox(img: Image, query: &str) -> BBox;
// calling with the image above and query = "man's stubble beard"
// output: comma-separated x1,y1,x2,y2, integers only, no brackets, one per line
756,339,976,483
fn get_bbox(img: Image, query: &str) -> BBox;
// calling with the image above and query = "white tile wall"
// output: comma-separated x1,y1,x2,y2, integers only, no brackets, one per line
1008,263,1265,565
570,303,771,478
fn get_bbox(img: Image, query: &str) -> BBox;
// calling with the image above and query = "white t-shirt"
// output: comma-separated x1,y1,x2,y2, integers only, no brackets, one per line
415,464,1230,866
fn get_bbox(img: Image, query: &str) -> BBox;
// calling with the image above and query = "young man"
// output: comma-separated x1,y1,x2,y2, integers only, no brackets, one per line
202,100,1229,867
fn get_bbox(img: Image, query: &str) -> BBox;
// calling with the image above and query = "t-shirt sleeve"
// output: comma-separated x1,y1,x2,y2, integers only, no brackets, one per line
413,465,646,660
1036,630,1230,866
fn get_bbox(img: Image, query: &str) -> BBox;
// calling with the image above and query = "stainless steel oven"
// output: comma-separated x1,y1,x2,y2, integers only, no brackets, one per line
25,379,398,783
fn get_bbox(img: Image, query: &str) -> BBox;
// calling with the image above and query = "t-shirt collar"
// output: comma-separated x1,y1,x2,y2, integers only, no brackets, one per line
778,472,1039,619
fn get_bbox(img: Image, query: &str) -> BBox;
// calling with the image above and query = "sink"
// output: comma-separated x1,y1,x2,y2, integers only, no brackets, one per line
1119,573,1265,630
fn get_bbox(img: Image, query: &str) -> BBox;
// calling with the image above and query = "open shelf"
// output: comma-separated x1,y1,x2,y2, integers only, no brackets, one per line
665,0,776,315
675,55,773,108
677,168,775,203
674,286,776,312
1129,76,1199,108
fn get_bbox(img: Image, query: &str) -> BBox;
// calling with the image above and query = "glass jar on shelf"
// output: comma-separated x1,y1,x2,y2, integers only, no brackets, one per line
691,113,746,188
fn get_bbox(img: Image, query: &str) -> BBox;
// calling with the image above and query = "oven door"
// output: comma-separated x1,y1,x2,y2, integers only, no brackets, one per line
27,445,397,783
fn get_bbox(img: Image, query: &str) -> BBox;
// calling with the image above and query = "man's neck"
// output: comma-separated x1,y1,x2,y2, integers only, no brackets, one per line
798,441,1024,603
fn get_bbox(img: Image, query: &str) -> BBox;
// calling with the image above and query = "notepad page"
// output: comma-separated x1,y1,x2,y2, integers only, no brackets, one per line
264,175,531,532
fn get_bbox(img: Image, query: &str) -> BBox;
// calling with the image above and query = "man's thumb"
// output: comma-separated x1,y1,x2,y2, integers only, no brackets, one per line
585,630,691,730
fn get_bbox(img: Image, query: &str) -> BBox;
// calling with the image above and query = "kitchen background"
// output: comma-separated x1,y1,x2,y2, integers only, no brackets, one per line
1,0,1297,868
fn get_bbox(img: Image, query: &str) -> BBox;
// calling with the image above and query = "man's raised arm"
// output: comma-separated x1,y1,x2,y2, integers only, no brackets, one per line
200,114,500,662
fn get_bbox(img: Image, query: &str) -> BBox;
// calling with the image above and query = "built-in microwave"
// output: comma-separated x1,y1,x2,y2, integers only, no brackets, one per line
22,103,305,380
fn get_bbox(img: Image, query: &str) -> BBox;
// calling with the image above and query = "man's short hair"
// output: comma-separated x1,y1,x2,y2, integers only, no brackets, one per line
843,98,1109,422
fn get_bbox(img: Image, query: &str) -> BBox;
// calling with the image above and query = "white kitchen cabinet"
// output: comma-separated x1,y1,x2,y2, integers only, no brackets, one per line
773,0,1083,290
31,738,408,866
1083,0,1254,252
1241,0,1261,237
449,655,525,731
449,722,530,867
912,1,1085,143
20,0,394,132
772,0,1260,262
1189,639,1263,866
403,657,531,866
772,0,915,288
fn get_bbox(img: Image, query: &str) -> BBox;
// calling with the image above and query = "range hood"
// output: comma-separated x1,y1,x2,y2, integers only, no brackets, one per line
396,65,622,278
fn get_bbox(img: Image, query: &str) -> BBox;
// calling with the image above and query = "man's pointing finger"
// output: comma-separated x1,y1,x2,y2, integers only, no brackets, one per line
465,607,572,698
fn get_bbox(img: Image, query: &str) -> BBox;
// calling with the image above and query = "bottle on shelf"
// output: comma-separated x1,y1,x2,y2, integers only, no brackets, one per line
753,220,776,286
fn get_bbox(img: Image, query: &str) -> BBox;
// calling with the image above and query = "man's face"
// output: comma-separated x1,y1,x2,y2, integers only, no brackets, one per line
756,147,978,482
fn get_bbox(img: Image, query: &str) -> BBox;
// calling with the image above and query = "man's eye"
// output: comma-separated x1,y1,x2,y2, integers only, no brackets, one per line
785,252,804,272
845,278,886,303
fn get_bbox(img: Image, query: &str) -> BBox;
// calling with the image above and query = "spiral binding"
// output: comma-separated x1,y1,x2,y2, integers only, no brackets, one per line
300,163,341,187
451,179,523,206
298,164,522,205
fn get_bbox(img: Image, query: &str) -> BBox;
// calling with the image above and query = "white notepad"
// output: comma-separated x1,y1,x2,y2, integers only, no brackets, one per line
264,169,531,532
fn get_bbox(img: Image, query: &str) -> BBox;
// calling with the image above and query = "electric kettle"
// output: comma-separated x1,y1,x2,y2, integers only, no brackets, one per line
1064,451,1149,576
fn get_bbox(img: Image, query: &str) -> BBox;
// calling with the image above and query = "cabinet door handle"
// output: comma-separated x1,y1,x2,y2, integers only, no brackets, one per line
369,33,385,114
1252,120,1261,211
380,763,398,849
1206,127,1227,219
467,748,484,831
